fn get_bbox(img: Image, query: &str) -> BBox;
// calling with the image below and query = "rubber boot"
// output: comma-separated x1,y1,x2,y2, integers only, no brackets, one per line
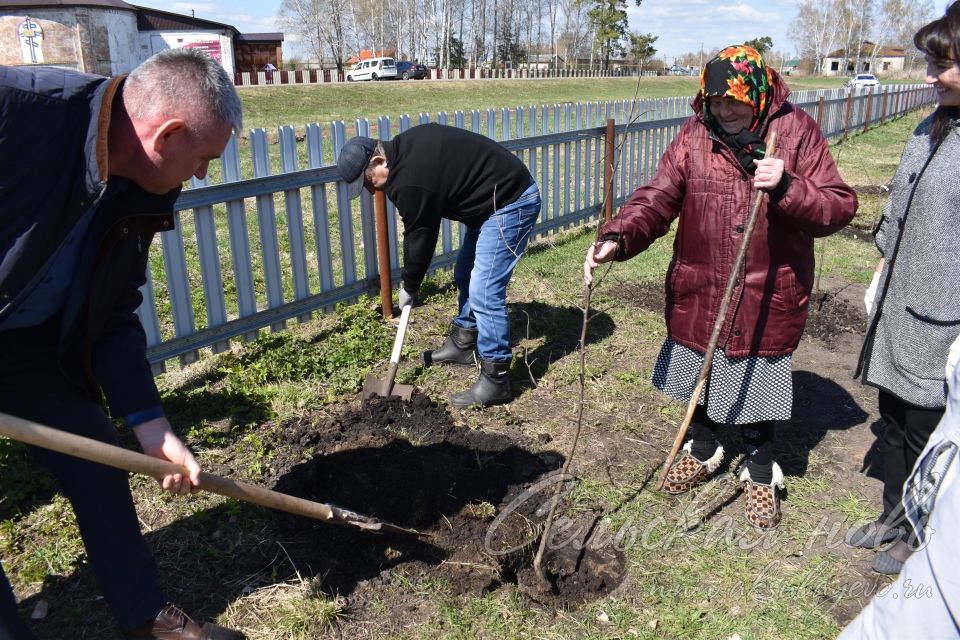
450,359,512,408
422,323,478,366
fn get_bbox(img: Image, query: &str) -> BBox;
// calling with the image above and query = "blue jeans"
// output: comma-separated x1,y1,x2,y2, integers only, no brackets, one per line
454,182,541,362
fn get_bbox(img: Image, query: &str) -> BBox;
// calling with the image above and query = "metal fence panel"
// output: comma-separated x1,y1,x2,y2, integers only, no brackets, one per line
143,85,936,367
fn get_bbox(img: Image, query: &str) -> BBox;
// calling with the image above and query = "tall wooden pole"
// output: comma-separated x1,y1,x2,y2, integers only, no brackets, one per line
374,190,394,319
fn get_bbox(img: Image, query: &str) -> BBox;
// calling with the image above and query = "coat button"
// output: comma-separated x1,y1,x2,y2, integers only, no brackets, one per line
736,225,744,233
741,174,748,181
734,328,742,336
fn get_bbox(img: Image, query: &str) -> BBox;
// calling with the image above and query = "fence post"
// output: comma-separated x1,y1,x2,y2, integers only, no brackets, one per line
374,190,394,319
880,89,888,126
863,90,873,133
604,118,614,223
816,96,825,130
843,92,853,140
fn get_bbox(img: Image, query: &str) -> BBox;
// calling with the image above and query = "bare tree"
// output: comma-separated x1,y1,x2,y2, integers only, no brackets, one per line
278,0,353,72
788,0,841,74
888,0,936,72
845,0,875,74
558,0,591,67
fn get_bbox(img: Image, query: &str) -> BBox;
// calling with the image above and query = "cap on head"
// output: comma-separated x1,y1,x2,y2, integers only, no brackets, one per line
337,136,378,198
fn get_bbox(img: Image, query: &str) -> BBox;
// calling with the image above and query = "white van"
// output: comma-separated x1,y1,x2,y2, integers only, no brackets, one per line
346,57,398,81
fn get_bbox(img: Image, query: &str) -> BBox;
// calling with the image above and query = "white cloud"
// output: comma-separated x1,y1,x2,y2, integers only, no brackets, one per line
628,0,798,58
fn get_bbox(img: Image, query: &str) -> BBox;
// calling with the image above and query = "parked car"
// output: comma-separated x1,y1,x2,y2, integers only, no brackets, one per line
346,57,398,81
849,73,880,89
665,65,696,76
395,60,427,80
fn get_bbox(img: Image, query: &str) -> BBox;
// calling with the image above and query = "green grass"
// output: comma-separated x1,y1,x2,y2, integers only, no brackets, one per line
237,76,852,132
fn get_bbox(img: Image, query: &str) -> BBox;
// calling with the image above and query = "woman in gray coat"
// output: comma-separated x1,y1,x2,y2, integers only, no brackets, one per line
847,0,960,575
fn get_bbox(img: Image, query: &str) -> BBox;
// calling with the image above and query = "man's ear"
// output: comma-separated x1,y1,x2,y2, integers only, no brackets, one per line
151,118,188,153
371,152,387,169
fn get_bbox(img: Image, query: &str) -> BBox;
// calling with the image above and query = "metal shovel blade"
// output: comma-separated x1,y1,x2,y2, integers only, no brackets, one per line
362,372,414,401
362,304,415,402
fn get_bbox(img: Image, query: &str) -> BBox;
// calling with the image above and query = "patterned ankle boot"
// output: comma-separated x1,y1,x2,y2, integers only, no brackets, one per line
739,461,785,529
662,440,724,495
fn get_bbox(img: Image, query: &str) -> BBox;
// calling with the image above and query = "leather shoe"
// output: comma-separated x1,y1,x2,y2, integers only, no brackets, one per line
124,603,244,639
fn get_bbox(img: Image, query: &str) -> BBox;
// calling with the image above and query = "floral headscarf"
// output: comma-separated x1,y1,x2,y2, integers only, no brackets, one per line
701,45,772,133
700,45,773,171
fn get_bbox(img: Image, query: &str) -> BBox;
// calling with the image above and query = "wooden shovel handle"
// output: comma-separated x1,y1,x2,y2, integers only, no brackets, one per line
0,411,336,522
655,131,778,490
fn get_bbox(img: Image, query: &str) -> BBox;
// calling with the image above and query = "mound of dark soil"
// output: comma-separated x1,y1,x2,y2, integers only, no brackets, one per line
620,280,865,349
619,280,665,315
260,394,624,613
805,291,865,347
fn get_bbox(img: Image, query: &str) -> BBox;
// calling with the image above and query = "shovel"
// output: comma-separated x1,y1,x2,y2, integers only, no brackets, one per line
0,411,430,539
362,303,414,402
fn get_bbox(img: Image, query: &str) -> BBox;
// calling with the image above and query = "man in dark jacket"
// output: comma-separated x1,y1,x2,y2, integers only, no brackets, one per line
337,124,541,408
0,50,243,639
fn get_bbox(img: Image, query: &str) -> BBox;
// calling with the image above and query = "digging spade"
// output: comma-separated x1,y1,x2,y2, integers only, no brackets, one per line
362,303,415,402
0,411,431,539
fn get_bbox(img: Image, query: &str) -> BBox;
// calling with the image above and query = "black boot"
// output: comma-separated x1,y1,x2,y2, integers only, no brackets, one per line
422,323,477,366
450,359,512,408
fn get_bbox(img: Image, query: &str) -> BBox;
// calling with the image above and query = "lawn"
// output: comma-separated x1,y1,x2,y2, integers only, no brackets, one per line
237,75,857,131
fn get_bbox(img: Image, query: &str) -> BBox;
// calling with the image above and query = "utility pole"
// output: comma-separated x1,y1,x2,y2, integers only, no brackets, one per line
698,43,703,72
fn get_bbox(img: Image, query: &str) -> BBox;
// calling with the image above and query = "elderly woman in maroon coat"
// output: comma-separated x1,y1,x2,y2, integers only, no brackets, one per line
584,45,857,528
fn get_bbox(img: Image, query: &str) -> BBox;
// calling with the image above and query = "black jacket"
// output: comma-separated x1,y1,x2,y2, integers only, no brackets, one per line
382,123,532,292
0,65,179,419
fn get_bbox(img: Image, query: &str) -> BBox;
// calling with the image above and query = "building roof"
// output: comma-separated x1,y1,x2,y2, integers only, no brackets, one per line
238,32,284,43
133,5,239,36
826,41,905,58
346,49,397,64
0,0,135,9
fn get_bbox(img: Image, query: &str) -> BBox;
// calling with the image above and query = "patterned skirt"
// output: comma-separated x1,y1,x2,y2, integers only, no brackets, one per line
651,338,793,424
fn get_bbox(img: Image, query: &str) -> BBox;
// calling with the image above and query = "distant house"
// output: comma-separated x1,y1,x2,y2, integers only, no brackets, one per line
822,41,905,76
781,59,801,76
235,32,284,74
0,1,282,76
527,53,565,70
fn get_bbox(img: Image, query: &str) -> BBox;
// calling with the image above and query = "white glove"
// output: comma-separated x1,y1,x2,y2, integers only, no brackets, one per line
946,333,960,380
864,271,881,315
398,287,417,309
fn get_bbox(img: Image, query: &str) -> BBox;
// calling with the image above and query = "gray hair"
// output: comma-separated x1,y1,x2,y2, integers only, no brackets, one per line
125,48,243,135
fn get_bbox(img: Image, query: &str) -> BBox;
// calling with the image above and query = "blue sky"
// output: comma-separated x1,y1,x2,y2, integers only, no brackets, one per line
134,0,801,62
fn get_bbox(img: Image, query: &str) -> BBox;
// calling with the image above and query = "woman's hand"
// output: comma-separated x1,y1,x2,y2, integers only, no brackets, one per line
584,240,618,285
753,157,785,191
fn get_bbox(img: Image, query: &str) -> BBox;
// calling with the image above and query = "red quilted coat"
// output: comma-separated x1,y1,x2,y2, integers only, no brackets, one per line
600,71,857,357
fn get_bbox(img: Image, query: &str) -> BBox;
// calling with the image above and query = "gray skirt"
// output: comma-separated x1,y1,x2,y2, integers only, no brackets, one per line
652,338,793,424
